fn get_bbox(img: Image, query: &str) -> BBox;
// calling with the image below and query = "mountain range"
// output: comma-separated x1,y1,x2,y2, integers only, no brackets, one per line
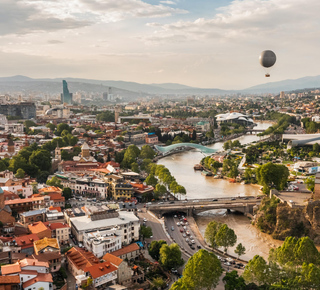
1,75,320,99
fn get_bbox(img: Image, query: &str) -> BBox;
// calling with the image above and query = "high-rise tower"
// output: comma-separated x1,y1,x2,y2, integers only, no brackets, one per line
61,80,73,104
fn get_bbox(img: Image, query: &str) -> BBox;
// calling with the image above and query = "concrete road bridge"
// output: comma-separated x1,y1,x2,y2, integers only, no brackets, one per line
282,133,320,147
148,197,260,217
154,143,218,155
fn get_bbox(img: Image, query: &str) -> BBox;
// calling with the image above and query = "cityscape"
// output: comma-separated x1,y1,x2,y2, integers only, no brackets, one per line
1,0,320,290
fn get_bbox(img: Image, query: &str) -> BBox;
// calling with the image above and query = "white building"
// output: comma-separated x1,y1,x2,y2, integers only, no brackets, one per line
70,210,140,244
216,112,255,126
83,228,122,258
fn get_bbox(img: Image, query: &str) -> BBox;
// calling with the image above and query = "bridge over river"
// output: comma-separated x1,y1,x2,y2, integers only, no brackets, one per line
154,143,219,155
148,196,261,217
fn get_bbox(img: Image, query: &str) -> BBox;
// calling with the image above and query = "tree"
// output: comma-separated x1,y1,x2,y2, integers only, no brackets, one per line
176,249,222,290
215,224,237,253
140,225,153,240
145,174,158,187
0,160,7,171
29,149,52,172
46,122,56,131
140,145,156,159
204,221,221,248
121,145,140,168
295,237,320,266
234,243,246,259
152,277,166,289
192,129,197,140
131,162,140,173
232,140,241,148
159,243,184,270
154,184,167,196
46,176,63,188
256,162,289,194
298,263,320,289
148,240,167,261
8,155,28,173
223,270,247,290
305,176,315,192
243,255,269,285
62,187,72,201
15,168,25,178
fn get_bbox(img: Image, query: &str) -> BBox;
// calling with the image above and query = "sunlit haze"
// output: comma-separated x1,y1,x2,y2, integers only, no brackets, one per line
1,0,319,89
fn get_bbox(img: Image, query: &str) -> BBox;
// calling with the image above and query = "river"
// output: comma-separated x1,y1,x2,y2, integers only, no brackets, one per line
158,121,283,260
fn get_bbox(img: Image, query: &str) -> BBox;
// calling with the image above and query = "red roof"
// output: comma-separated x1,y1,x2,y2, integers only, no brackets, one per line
111,243,139,257
15,234,40,248
84,261,117,279
0,275,20,284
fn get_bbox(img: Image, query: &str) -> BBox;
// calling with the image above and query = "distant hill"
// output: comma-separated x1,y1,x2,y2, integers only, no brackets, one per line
1,75,320,97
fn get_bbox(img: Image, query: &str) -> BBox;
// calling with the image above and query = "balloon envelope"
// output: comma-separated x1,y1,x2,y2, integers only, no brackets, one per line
259,50,276,68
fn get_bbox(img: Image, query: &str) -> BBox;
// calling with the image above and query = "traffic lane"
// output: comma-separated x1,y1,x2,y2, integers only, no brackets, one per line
165,216,199,255
137,210,171,244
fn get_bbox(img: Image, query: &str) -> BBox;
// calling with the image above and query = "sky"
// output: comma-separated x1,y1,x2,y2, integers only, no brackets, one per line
0,0,320,89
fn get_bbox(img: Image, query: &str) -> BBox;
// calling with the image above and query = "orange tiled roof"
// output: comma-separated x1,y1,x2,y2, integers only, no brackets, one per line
19,258,49,268
47,192,65,201
43,222,69,230
102,253,123,266
38,186,62,193
66,247,100,271
84,261,117,279
15,234,39,248
48,206,61,212
1,263,21,275
111,243,139,257
28,222,48,234
22,273,53,288
0,275,20,284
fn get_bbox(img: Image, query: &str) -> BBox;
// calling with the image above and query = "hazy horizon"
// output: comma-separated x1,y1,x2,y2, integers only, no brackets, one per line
1,0,320,90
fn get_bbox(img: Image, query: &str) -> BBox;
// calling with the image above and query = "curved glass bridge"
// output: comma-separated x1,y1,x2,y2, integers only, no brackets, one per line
154,143,219,154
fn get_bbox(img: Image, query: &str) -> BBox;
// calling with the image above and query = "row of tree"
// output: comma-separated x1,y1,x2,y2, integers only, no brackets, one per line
145,163,186,199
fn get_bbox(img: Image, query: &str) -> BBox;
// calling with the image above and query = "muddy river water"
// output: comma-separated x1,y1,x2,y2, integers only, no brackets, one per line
158,122,283,260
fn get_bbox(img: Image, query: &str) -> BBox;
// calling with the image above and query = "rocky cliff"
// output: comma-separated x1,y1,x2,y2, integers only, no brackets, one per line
254,197,320,243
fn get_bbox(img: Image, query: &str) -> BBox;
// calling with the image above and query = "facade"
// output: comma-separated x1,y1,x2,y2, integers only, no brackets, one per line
28,222,52,239
108,176,134,200
20,209,47,226
145,133,158,144
110,243,141,261
83,228,122,258
103,253,132,285
84,261,117,288
69,210,140,244
44,222,71,243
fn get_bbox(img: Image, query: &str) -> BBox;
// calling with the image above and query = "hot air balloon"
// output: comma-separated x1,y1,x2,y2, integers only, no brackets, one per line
259,50,276,77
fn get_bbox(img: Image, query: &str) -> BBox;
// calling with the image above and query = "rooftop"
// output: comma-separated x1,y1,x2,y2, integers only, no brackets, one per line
84,261,117,279
111,243,140,257
22,273,53,288
34,237,60,253
28,221,48,234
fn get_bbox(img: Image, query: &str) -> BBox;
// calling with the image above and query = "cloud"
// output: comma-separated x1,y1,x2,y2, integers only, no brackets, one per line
79,0,187,20
159,1,177,5
0,0,91,36
143,0,320,44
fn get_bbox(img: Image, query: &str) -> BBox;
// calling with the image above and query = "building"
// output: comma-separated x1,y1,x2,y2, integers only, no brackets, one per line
0,102,36,119
69,210,139,244
66,247,100,278
33,237,60,255
20,209,47,226
0,187,15,225
1,258,52,290
61,80,73,104
0,275,20,290
15,234,40,255
103,253,132,285
84,261,117,288
28,222,52,239
83,228,122,258
43,222,71,243
145,132,158,144
216,112,255,126
110,243,141,261
314,172,320,200
33,251,62,273
108,175,134,201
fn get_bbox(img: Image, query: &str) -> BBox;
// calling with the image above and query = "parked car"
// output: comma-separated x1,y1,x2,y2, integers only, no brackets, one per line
171,226,174,231
176,222,180,226
183,233,186,237
197,245,201,249
180,229,184,233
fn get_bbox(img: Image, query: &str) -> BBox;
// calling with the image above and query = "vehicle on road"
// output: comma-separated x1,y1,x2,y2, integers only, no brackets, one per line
231,198,236,201
197,245,201,249
224,262,231,266
158,202,164,204
192,200,199,202
143,218,147,222
138,209,142,212
183,226,187,230
191,240,195,244
171,226,174,231
169,201,175,204
176,222,180,226
180,229,184,233
186,238,189,242
186,231,190,235
171,269,178,274
183,233,186,238
174,215,177,218
237,263,244,267
212,199,218,201
190,245,195,250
